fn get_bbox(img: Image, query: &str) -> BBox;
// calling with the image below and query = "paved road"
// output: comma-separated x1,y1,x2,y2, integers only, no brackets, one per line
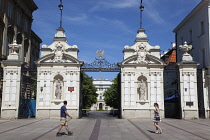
0,111,210,140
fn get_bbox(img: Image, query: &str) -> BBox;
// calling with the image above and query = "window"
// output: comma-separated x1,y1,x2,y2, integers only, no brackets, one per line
7,2,12,18
16,12,21,26
24,19,28,32
189,30,192,43
100,96,102,100
201,21,204,35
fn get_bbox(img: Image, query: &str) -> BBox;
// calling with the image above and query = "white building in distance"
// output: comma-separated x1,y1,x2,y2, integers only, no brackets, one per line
91,78,113,111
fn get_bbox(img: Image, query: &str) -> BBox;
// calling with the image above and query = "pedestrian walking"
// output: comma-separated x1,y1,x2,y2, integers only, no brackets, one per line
56,101,73,136
153,103,163,134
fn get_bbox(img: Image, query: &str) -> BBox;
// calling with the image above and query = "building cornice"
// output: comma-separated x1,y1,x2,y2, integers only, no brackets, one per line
16,0,38,18
22,0,38,11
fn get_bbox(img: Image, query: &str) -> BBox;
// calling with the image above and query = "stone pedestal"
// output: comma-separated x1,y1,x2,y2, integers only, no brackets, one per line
0,62,22,119
178,61,199,119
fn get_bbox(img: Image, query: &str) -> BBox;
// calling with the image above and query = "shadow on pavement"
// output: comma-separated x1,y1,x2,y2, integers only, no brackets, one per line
60,132,67,136
147,130,155,134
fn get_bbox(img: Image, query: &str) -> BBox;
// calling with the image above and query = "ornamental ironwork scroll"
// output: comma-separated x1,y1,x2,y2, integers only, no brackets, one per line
81,50,120,72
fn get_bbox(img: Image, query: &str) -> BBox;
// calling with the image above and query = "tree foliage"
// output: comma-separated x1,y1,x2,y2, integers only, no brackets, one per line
103,77,119,108
81,72,97,109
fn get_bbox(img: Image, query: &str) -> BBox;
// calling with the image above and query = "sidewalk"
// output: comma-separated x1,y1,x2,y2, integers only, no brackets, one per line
0,111,209,140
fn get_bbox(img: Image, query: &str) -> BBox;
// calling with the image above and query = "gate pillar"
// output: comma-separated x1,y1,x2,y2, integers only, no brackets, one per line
119,29,165,119
1,41,23,119
36,27,83,119
178,42,199,119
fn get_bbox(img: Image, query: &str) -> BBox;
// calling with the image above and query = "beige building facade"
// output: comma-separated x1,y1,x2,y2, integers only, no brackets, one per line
91,78,113,111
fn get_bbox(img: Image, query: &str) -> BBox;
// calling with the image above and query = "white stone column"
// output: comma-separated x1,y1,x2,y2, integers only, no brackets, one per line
38,72,44,106
1,41,22,119
178,64,199,119
156,72,162,105
150,72,155,106
124,73,130,106
72,72,77,106
130,73,135,106
65,72,71,104
45,72,51,106
205,66,210,118
178,42,199,119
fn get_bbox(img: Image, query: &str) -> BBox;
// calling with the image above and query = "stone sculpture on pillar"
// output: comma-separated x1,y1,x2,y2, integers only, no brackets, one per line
179,41,192,61
8,40,22,60
138,79,147,100
55,79,62,99
52,42,64,62
135,43,147,63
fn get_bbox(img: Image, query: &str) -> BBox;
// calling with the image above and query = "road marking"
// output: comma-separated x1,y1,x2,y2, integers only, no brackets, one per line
128,120,154,140
89,119,101,140
32,118,75,140
0,119,44,135
163,121,209,140
32,124,59,140
183,119,210,127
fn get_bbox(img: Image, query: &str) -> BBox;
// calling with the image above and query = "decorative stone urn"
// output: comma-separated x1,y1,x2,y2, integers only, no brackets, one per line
8,40,22,60
179,41,193,61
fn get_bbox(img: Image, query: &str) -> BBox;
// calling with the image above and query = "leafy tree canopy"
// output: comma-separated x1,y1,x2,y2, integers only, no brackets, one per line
81,72,97,109
103,76,119,108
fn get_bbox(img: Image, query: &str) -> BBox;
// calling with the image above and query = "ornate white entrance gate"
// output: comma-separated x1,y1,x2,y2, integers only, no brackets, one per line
119,29,165,119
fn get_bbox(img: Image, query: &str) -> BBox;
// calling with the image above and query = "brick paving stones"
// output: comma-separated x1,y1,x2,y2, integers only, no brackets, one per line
0,111,210,140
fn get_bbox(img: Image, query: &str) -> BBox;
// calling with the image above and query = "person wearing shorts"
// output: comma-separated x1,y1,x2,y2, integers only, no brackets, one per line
56,101,73,136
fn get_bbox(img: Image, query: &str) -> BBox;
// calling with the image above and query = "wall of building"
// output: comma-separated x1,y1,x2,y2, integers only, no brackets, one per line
174,1,210,118
174,2,210,68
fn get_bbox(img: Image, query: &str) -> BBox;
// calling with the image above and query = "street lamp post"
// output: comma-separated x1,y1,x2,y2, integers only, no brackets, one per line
58,0,64,28
140,0,144,29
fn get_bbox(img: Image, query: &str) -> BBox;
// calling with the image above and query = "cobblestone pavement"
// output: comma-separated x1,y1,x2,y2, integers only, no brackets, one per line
0,111,210,140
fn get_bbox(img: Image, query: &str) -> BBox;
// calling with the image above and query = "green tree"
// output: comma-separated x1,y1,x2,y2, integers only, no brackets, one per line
103,76,119,108
81,72,97,109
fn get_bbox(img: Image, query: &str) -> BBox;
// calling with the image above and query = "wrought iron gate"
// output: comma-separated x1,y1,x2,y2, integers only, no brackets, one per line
81,50,120,72
197,69,205,118
163,64,181,119
80,50,121,118
18,67,37,118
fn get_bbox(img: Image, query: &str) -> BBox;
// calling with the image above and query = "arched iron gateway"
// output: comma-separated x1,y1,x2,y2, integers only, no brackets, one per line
80,50,121,118
81,50,120,72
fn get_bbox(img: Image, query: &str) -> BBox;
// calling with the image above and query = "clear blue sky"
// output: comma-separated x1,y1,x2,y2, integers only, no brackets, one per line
33,0,200,81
